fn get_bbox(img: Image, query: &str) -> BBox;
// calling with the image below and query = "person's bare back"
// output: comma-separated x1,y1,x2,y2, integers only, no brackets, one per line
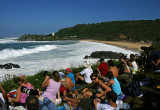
66,77,75,91
109,66,119,78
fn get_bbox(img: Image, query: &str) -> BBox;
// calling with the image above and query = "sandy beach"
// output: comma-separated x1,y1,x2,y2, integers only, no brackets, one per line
81,40,152,52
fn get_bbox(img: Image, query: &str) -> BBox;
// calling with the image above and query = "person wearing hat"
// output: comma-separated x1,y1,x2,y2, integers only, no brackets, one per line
97,58,108,76
66,68,76,84
75,61,93,84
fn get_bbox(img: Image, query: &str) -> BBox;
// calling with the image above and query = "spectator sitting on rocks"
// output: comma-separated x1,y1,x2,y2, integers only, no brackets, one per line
119,59,131,75
90,72,111,99
130,54,138,74
0,83,7,110
75,61,93,84
65,68,76,85
9,75,34,107
94,91,123,110
39,71,60,110
151,53,160,71
106,72,122,96
60,75,75,93
25,95,39,110
97,58,108,77
108,60,119,78
63,91,93,110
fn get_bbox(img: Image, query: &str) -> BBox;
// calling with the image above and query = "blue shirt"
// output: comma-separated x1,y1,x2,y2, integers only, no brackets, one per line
111,77,121,95
67,73,76,84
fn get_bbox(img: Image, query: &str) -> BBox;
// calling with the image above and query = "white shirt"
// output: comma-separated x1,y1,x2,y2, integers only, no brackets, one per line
131,61,138,74
80,67,93,83
0,93,6,110
97,100,123,110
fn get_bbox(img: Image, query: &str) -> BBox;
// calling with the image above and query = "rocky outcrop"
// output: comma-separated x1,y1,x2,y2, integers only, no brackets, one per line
0,63,20,69
84,51,124,59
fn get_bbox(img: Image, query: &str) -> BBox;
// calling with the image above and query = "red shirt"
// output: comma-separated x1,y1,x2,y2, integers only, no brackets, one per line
98,62,108,76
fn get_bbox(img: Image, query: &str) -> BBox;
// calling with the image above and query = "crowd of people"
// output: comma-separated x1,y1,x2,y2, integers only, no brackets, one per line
0,50,160,110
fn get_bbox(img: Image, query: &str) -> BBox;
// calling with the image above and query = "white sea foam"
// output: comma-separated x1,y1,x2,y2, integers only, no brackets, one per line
0,41,139,81
0,45,57,60
0,38,53,44
0,38,17,44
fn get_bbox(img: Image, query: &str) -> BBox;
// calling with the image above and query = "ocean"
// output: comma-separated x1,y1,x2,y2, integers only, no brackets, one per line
0,38,138,81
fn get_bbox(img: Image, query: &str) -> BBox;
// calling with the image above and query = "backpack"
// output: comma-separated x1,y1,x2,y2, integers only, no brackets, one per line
127,81,143,97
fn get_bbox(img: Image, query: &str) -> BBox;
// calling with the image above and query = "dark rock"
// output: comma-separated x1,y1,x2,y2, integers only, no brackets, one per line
83,55,92,59
12,64,20,68
0,63,20,69
0,64,4,69
9,63,21,68
85,51,124,59
4,64,12,69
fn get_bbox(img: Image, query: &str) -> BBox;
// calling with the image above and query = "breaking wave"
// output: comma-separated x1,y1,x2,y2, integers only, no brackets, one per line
0,45,57,60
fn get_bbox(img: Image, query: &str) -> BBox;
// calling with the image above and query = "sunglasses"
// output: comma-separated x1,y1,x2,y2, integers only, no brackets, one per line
91,78,96,81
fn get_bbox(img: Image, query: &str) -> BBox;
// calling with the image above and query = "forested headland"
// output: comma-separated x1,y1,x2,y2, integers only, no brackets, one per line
18,19,160,42
55,19,160,42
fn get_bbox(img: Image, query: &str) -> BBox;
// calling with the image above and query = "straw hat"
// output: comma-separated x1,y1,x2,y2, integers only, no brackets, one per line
84,61,91,68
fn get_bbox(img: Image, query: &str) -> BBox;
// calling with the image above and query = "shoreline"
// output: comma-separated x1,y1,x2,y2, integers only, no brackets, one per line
80,40,152,53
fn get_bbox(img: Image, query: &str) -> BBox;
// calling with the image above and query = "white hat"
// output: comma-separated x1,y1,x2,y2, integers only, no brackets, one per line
84,61,91,68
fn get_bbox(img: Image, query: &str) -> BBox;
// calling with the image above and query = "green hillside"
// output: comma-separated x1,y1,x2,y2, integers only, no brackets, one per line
55,19,160,42
18,34,56,41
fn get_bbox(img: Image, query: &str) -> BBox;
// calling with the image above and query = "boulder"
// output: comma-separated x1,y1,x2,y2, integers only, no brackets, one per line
0,63,20,69
0,64,4,69
83,55,92,59
9,63,21,68
84,51,124,59
4,64,12,69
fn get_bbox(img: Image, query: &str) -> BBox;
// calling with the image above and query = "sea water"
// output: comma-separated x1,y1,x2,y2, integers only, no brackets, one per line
0,38,138,81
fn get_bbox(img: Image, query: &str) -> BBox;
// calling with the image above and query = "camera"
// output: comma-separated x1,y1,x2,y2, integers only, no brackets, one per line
21,86,39,96
141,46,148,51
141,46,152,52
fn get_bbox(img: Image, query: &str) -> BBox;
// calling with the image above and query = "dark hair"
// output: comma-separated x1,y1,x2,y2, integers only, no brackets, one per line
107,71,114,79
130,54,135,61
90,72,98,79
152,54,159,61
25,95,39,110
52,71,60,82
119,55,125,60
107,91,117,103
43,71,49,77
127,60,131,65
108,60,115,67
99,58,104,62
